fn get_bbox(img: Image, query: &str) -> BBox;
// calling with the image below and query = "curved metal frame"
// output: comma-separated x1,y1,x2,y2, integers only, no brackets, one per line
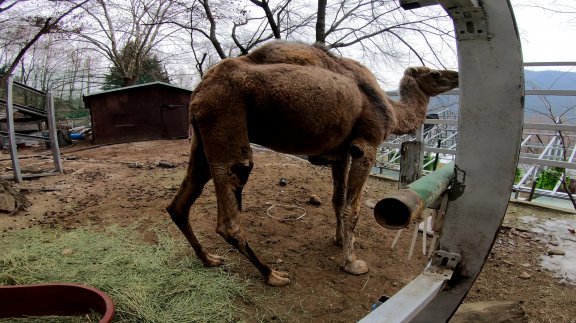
414,0,524,320
361,0,524,321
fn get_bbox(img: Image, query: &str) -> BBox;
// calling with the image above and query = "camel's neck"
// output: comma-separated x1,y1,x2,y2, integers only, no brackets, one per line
390,76,430,135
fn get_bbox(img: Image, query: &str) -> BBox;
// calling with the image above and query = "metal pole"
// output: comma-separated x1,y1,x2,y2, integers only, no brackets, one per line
5,75,22,183
374,163,454,229
45,92,63,173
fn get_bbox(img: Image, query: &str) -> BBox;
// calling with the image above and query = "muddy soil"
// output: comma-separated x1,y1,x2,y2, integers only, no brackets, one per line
1,140,575,322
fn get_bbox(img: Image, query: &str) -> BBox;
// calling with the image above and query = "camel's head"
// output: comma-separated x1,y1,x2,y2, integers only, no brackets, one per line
404,66,459,97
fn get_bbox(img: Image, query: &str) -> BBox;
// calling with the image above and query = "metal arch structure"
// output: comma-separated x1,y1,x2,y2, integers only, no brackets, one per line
361,0,524,322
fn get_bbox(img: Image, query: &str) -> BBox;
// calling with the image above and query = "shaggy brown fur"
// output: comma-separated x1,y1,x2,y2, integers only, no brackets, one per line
167,40,458,286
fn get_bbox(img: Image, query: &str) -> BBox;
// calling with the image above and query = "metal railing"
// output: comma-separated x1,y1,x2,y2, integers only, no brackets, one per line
1,75,63,182
375,62,576,202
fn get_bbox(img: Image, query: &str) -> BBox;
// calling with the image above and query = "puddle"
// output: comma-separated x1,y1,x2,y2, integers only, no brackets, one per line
518,215,576,285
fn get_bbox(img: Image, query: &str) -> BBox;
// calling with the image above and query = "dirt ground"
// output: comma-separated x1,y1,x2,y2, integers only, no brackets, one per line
1,139,575,322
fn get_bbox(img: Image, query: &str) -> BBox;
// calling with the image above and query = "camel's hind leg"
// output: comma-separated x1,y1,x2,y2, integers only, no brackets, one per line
166,126,222,267
339,141,376,275
198,117,290,286
331,154,351,245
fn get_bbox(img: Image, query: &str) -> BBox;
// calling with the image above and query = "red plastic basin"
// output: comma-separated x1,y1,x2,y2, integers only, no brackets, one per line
0,283,114,322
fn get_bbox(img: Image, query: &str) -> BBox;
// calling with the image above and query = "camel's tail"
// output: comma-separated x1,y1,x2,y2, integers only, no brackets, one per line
188,117,204,149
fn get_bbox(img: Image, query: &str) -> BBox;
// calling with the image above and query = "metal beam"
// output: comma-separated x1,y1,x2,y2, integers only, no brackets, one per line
0,131,50,142
385,89,576,97
12,80,46,96
5,76,22,183
359,272,448,323
518,157,576,169
0,99,48,118
524,62,576,67
399,0,439,10
45,93,63,174
526,89,576,96
412,0,525,321
523,123,576,131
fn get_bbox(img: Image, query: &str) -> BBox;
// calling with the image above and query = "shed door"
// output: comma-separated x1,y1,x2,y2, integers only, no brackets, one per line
161,105,188,138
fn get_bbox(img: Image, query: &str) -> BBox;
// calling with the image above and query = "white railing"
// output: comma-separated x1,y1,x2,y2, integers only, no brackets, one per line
375,62,576,202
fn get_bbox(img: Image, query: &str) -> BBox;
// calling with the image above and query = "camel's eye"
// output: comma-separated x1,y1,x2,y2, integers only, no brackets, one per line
430,71,441,79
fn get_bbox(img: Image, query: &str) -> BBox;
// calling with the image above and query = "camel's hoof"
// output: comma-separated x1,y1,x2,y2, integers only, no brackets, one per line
266,270,290,286
333,236,343,246
203,253,224,267
343,259,369,275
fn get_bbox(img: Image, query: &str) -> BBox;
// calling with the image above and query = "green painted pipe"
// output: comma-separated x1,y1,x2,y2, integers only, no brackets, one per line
374,163,454,230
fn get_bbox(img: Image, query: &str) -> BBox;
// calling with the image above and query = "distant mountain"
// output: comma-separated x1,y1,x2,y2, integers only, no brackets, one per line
418,70,576,122
524,70,576,90
524,70,576,121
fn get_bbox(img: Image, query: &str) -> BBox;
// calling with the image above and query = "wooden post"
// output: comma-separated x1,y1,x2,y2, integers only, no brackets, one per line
399,141,423,188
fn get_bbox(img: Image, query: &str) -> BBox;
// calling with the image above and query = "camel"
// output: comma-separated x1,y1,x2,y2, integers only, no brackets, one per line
167,41,459,286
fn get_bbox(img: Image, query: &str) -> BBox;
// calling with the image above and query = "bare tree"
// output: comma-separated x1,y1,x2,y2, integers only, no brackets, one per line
167,0,252,75
517,0,576,16
316,0,327,43
0,0,89,86
249,0,282,39
181,0,454,72
75,0,179,86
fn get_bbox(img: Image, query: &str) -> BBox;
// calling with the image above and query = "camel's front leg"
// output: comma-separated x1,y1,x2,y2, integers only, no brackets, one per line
211,158,290,286
331,154,350,245
340,144,376,275
166,128,222,267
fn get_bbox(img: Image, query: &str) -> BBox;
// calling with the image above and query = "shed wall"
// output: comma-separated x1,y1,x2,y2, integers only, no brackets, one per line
87,85,190,144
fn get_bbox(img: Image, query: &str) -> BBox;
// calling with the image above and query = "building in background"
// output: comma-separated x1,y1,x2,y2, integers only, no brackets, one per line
83,82,191,144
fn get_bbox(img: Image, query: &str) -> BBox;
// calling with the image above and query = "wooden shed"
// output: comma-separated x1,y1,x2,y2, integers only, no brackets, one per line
83,82,192,144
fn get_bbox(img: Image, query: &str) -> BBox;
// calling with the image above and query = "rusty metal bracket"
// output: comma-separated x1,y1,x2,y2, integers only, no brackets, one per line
431,250,461,271
449,165,466,200
449,6,488,40
432,193,450,232
399,0,439,10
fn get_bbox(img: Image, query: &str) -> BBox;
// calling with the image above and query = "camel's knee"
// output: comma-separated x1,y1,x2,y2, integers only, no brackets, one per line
230,160,253,186
216,223,245,247
230,159,253,211
349,144,364,159
349,138,370,159
166,203,188,229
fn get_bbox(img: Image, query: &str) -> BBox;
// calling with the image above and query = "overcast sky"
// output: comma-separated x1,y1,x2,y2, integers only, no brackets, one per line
513,3,575,65
378,2,575,89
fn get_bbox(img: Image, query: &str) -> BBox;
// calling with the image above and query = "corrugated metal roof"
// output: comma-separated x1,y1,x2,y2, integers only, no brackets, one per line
84,82,192,98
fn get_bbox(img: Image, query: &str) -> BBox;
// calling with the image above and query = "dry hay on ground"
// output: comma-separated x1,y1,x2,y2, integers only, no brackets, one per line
0,140,574,322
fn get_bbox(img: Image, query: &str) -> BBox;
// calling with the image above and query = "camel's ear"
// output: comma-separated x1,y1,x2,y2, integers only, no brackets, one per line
404,67,418,77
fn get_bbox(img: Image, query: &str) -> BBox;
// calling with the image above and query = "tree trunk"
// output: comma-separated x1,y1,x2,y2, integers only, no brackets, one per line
200,0,227,59
316,0,327,43
250,0,282,39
